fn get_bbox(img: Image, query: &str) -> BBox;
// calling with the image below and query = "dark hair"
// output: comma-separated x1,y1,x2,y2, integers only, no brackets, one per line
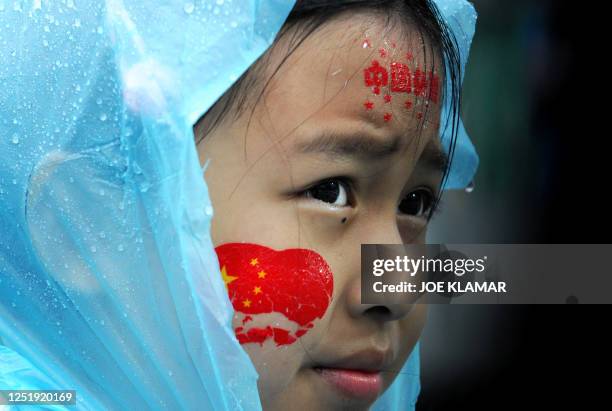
194,0,462,219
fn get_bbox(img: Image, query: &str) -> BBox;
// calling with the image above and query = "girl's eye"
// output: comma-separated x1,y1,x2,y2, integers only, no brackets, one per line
305,179,349,207
398,188,435,217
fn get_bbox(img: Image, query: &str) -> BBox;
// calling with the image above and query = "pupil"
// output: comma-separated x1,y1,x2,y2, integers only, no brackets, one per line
400,192,421,215
313,181,340,203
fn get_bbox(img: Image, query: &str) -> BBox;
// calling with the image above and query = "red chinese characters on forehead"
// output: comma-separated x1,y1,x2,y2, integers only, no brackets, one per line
215,243,334,347
361,40,441,122
364,59,440,103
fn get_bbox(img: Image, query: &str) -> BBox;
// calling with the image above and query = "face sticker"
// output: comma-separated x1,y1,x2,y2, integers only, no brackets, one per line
361,38,440,122
215,243,334,347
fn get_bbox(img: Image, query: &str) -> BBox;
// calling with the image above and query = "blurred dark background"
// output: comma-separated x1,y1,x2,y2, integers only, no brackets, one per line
422,0,611,409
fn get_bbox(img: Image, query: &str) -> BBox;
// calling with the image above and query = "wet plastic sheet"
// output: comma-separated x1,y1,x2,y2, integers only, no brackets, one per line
0,1,294,409
436,0,479,189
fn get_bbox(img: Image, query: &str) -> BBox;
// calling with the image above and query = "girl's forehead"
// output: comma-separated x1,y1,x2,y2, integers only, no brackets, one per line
260,14,443,143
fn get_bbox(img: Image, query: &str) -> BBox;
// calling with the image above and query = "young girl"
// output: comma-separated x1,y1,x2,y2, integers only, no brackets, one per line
0,0,476,410
194,0,475,409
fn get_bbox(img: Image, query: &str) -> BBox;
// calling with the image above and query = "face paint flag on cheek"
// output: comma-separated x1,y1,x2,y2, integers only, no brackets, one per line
215,243,334,346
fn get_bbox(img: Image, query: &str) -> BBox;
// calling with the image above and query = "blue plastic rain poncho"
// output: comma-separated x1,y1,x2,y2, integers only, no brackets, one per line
0,0,477,410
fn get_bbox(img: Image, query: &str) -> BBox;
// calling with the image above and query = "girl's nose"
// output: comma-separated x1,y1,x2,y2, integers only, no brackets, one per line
345,279,416,323
342,213,417,323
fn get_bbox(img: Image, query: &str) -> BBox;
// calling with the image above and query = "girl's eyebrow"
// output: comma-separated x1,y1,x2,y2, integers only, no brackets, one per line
293,130,449,173
294,130,402,161
418,141,449,173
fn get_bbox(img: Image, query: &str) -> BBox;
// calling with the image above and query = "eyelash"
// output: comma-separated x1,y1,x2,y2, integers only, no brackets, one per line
301,177,442,220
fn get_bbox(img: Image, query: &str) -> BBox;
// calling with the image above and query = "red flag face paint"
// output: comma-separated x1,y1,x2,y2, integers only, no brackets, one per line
215,243,334,347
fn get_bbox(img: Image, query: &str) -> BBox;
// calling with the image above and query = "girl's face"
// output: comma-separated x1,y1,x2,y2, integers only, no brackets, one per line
196,13,445,411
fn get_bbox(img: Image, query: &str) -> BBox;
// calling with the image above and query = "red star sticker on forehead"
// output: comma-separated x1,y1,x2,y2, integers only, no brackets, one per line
364,100,374,110
384,94,392,103
383,113,392,122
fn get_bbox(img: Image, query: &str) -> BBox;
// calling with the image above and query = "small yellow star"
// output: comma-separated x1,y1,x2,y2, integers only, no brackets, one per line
220,266,237,289
242,298,251,308
253,286,262,295
257,270,267,279
250,258,259,266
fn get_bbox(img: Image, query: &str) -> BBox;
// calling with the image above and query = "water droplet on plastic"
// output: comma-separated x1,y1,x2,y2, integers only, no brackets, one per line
96,97,102,105
90,245,97,253
117,244,125,252
465,180,475,193
183,2,194,14
99,113,107,121
11,134,19,144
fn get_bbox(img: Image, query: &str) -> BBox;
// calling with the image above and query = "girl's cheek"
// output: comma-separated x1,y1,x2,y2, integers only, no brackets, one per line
215,242,334,347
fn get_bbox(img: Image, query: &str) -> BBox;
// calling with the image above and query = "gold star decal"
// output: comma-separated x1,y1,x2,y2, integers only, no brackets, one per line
257,270,267,279
253,286,262,295
220,265,237,289
250,258,259,266
242,299,251,308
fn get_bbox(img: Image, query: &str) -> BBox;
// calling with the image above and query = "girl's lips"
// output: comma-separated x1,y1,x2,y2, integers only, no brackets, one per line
314,367,383,401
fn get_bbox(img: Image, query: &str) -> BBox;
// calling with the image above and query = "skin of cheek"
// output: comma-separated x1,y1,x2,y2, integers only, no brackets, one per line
214,242,334,346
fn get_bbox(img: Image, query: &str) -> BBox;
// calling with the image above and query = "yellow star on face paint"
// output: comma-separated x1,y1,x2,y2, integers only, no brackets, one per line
253,286,262,295
242,298,251,308
257,270,267,279
250,258,259,266
220,266,237,288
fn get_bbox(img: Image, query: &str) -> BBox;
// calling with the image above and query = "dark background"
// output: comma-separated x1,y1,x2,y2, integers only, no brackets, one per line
420,0,611,409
